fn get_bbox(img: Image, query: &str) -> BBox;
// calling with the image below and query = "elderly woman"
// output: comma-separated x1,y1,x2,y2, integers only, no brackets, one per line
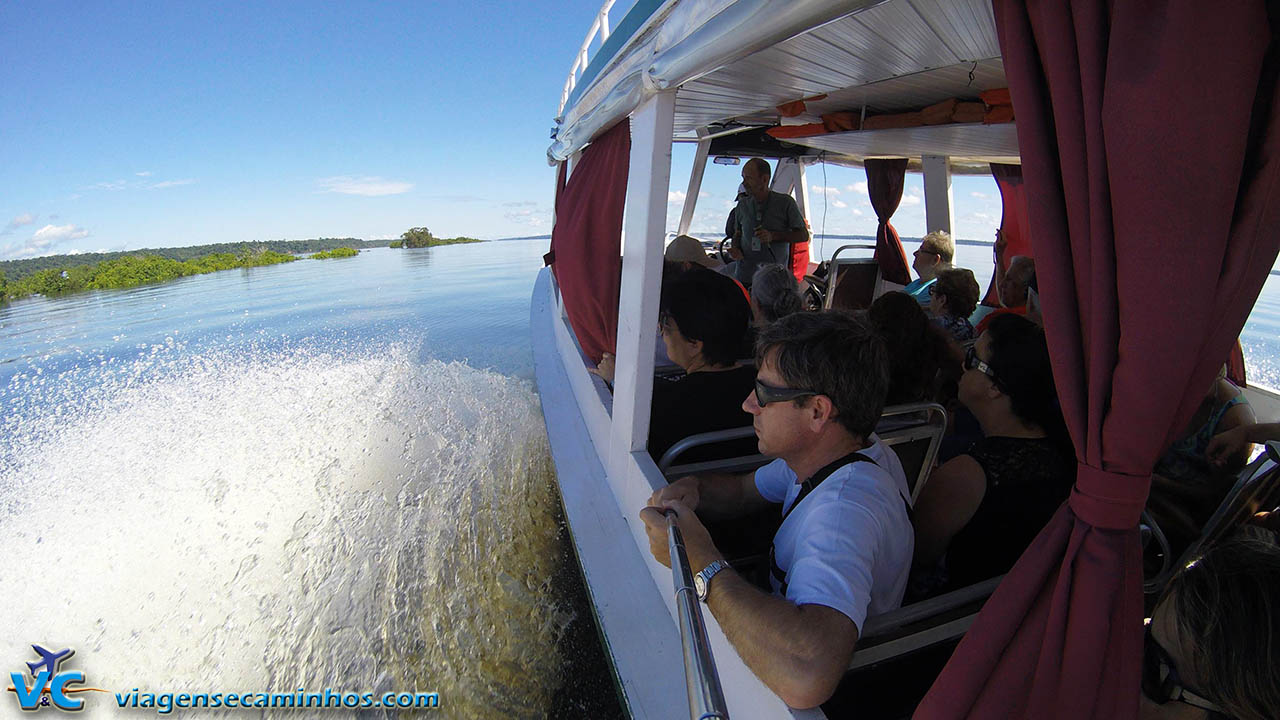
929,268,981,342
912,314,1074,592
1141,531,1280,720
749,263,803,327
593,267,756,463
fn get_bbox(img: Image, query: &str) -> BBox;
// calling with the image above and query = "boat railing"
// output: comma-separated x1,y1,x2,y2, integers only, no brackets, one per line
665,510,731,720
560,0,619,115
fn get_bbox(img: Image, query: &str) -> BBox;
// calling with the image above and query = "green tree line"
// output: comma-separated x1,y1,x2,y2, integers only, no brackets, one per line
390,227,483,249
0,237,384,282
2,250,298,300
309,247,360,259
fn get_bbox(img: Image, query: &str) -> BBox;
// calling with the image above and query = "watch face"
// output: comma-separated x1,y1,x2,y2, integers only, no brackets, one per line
694,573,707,599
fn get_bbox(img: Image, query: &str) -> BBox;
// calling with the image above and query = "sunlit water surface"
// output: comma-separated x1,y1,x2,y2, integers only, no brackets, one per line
0,240,585,719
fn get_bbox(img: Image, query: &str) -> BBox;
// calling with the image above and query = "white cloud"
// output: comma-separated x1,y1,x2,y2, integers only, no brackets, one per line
852,209,864,216
136,171,153,177
847,182,868,194
504,208,549,227
317,176,413,197
970,191,989,199
832,199,848,209
699,191,710,198
811,185,841,196
92,180,128,191
900,195,922,206
5,213,35,232
149,178,196,189
668,190,687,204
1,224,90,259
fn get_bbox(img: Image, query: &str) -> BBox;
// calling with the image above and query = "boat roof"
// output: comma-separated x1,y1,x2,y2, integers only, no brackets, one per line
550,0,1018,170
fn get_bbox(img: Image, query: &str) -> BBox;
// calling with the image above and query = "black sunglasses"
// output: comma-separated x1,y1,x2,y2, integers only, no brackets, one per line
965,345,999,383
1142,623,1230,717
754,379,817,407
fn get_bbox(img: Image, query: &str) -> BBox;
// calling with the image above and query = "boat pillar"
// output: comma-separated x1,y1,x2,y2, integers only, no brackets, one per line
609,90,676,481
772,157,809,220
677,135,712,236
922,154,955,235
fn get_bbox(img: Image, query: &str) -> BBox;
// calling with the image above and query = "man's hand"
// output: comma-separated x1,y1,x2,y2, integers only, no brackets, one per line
755,227,774,245
639,499,723,572
648,476,700,510
1207,425,1250,468
588,352,616,385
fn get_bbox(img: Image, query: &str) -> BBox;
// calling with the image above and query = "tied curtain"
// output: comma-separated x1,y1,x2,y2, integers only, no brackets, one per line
983,163,1033,306
865,158,912,285
917,2,1280,719
547,120,631,363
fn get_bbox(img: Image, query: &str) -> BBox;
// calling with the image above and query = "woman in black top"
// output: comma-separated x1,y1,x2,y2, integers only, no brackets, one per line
591,266,756,464
912,314,1074,592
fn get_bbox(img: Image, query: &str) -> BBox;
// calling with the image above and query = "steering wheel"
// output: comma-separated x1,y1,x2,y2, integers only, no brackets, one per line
718,237,731,265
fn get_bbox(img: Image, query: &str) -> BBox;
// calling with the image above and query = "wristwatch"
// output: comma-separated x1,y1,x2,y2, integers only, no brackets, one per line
694,560,729,602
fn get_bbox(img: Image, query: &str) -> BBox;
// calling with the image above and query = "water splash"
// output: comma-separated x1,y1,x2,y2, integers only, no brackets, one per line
0,341,569,718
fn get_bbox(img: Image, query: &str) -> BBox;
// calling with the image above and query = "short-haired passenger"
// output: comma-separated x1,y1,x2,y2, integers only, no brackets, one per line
903,230,955,305
912,314,1073,593
750,263,803,327
646,268,757,463
929,268,981,342
639,311,913,709
731,158,809,286
868,291,952,405
975,255,1036,334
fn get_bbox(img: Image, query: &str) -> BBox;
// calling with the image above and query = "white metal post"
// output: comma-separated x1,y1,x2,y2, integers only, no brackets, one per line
677,137,711,236
922,155,954,235
610,91,676,477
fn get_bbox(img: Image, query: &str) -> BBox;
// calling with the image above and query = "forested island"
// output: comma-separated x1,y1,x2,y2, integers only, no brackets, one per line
389,227,482,248
0,228,488,301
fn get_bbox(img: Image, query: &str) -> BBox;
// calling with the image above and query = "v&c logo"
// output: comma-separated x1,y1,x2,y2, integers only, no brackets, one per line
7,645,107,712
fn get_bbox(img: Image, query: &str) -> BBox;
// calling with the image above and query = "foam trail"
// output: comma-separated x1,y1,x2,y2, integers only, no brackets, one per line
0,341,568,719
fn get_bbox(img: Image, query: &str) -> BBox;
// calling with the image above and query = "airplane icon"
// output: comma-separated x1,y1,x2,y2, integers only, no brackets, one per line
27,646,74,678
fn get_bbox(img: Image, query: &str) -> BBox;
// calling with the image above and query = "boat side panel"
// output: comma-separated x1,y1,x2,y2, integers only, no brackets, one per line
532,267,687,720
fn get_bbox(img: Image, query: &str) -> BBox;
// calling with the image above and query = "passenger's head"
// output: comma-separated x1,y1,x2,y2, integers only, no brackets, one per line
913,230,954,281
869,292,948,405
999,255,1036,308
961,314,1058,431
665,234,720,272
659,268,750,370
1142,534,1280,720
750,264,803,326
748,311,888,451
930,268,980,320
741,158,772,200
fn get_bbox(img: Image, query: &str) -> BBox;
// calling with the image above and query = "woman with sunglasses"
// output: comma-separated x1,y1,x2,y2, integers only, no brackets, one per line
1141,531,1280,720
910,314,1074,594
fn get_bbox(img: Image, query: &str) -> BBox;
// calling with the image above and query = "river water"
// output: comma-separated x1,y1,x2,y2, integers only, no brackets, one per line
0,239,620,719
1,235,1276,719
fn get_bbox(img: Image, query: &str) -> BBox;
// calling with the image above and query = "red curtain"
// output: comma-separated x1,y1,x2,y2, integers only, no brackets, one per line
916,2,1280,719
982,163,1033,306
865,158,911,285
548,120,631,363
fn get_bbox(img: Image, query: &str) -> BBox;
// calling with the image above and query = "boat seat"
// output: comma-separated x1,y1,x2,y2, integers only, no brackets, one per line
1144,439,1280,594
848,575,1003,672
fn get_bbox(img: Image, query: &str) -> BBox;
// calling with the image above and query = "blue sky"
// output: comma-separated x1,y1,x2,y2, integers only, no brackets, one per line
1,1,1002,260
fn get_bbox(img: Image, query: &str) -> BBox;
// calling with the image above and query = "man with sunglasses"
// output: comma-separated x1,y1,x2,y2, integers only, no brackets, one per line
639,311,913,709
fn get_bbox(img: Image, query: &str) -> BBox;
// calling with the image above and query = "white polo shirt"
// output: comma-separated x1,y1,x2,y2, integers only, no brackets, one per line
754,436,914,631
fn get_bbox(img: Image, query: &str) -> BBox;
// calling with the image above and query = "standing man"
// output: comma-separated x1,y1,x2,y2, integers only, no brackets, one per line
732,158,809,286
639,311,913,709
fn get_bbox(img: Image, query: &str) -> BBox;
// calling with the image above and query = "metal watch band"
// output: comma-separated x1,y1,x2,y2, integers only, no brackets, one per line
695,560,729,601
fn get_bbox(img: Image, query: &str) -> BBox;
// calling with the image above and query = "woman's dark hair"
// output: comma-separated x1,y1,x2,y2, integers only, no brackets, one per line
1163,533,1280,720
932,268,980,319
983,314,1065,437
869,292,950,405
750,264,803,324
660,267,751,366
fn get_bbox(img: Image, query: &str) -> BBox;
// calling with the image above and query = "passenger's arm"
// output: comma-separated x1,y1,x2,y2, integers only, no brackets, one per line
1208,421,1278,469
650,471,770,522
911,454,988,567
639,502,858,709
1210,380,1258,471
